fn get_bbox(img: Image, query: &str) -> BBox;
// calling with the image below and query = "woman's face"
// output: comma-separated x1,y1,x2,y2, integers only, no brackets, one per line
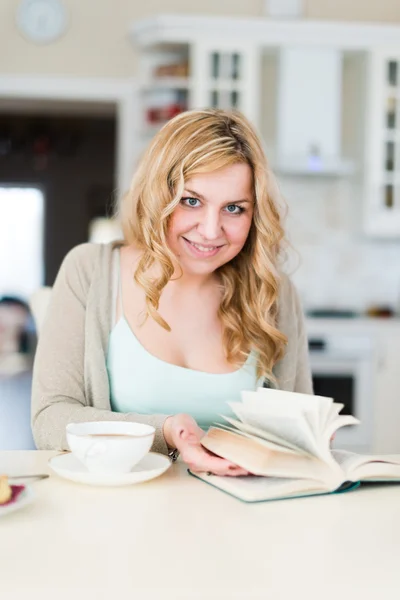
166,162,254,277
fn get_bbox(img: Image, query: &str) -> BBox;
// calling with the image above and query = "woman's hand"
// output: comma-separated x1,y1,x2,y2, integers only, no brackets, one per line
163,413,249,476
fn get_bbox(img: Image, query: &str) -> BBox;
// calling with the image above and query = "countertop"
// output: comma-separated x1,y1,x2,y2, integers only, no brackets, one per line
2,451,400,600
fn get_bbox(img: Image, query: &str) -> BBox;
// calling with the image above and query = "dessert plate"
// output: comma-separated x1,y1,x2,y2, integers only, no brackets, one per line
0,485,35,517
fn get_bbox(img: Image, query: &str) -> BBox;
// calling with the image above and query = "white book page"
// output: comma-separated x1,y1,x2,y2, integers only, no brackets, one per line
324,415,360,446
331,450,369,472
244,451,336,483
303,409,320,440
247,391,327,428
203,427,341,486
254,388,334,435
228,402,323,458
219,416,305,453
241,394,308,417
216,420,303,454
354,466,400,481
253,388,349,441
323,403,344,434
332,450,400,481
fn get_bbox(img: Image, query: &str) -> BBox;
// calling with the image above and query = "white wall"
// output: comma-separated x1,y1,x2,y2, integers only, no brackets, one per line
306,0,400,22
1,1,400,77
283,176,400,313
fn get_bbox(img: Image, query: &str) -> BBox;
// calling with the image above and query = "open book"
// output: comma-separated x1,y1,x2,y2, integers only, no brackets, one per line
190,388,400,502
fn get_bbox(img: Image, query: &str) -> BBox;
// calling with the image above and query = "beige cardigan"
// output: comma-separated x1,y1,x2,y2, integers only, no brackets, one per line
31,242,312,454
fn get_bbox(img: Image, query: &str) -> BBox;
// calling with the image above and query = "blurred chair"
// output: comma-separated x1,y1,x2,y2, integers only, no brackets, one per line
0,295,42,450
0,296,32,377
29,287,52,336
0,373,36,450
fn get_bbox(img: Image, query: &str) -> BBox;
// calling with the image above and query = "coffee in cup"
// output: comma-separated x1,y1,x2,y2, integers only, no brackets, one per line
66,421,155,474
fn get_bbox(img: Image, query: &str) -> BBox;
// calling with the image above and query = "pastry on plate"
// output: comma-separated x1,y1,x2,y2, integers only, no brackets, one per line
0,475,12,505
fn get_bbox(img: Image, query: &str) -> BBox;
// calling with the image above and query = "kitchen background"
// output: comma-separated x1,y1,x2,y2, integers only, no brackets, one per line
1,0,400,453
284,177,400,313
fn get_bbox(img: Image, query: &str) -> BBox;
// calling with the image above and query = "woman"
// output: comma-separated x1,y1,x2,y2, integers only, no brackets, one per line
31,109,312,476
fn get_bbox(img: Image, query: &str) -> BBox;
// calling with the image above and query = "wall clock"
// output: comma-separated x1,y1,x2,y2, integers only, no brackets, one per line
16,0,68,44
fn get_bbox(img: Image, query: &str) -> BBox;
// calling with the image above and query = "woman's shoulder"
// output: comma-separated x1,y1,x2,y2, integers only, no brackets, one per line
58,241,124,288
63,241,122,270
278,271,296,300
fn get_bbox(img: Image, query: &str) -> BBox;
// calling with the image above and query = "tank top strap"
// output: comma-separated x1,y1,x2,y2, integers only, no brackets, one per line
117,249,124,319
111,248,125,328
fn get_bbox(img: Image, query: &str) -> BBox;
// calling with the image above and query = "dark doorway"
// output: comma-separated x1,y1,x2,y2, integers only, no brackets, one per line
0,108,116,284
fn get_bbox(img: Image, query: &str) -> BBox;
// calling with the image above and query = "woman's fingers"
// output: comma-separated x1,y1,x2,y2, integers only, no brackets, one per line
183,444,248,476
164,414,205,448
170,417,249,476
225,464,249,477
181,429,203,444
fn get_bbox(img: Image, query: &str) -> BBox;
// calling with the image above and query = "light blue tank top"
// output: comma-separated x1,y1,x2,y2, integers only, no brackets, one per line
106,251,261,430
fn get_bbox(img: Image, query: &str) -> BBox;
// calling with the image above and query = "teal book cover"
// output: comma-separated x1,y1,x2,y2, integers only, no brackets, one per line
188,470,360,503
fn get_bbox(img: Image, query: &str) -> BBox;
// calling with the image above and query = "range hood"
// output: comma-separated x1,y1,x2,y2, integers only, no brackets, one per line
274,47,354,176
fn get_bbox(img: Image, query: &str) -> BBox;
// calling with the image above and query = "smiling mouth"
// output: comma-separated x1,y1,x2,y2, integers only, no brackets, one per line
183,238,222,250
182,237,225,255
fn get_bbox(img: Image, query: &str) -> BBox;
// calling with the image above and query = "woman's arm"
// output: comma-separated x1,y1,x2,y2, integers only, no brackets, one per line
31,244,171,453
275,275,313,395
291,281,313,395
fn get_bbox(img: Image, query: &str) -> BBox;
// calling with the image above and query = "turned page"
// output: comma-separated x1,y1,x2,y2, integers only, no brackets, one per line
218,416,304,454
229,390,331,458
332,450,400,481
253,388,334,435
237,389,359,459
202,427,343,487
226,402,322,457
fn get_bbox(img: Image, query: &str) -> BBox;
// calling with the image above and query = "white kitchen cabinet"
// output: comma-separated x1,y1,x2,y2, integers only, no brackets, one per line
190,42,260,123
131,15,400,221
135,42,190,156
364,50,400,237
132,33,261,161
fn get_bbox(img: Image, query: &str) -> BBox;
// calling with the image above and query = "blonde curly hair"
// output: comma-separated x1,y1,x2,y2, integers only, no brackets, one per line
119,109,287,381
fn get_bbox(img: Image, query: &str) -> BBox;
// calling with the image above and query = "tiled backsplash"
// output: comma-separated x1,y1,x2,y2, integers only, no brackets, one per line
279,176,400,313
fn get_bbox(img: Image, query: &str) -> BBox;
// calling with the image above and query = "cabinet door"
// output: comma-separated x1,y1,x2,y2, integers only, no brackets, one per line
364,50,400,237
190,42,260,127
372,329,400,454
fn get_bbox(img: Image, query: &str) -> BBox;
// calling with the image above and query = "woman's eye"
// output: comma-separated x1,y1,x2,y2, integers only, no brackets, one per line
181,197,200,207
225,204,244,215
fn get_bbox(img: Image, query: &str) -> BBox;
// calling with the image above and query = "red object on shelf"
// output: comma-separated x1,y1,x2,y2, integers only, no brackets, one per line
146,104,187,125
146,107,160,123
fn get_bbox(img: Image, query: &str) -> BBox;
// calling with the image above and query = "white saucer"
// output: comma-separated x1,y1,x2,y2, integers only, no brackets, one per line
48,452,171,487
0,485,35,517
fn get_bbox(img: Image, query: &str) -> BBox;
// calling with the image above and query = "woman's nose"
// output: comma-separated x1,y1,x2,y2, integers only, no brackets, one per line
197,209,222,241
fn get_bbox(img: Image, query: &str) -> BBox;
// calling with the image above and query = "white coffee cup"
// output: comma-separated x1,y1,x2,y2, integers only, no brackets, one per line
66,421,155,474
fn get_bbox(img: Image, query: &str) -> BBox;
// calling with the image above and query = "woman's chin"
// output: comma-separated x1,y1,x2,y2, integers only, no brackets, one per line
179,260,219,277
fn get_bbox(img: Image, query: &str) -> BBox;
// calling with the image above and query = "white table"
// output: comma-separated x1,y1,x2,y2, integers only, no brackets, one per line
2,451,400,600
